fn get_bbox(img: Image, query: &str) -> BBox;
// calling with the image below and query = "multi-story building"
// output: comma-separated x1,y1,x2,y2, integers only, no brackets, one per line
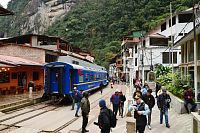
174,22,200,99
122,8,199,83
121,31,142,81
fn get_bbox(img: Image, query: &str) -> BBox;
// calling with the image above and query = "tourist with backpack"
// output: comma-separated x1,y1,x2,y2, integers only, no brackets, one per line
129,93,150,133
94,99,117,133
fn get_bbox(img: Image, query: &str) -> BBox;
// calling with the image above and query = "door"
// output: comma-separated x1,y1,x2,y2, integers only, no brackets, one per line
50,67,64,93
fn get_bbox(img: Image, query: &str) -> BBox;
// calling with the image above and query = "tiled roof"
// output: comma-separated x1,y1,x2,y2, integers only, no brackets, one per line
0,55,43,66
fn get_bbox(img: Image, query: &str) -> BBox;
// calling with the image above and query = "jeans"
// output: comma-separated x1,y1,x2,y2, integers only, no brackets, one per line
147,108,152,125
160,110,169,126
75,102,80,115
184,100,197,113
112,104,119,116
119,103,124,116
72,98,75,110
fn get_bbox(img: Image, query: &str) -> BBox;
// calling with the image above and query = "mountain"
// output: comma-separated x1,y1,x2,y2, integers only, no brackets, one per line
0,0,198,68
0,0,76,36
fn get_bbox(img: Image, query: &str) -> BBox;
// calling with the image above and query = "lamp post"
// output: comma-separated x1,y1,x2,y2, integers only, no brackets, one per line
128,48,134,98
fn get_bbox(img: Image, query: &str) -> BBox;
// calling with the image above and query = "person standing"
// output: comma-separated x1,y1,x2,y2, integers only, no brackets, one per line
183,86,197,113
129,94,150,133
94,99,111,133
155,82,161,98
119,91,126,118
22,76,26,93
143,89,155,130
74,89,83,117
71,87,77,110
110,90,120,117
80,92,90,133
157,87,171,128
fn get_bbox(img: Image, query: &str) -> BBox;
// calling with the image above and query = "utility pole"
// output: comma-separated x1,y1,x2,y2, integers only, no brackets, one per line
193,1,198,102
170,2,174,74
141,35,145,87
150,49,153,71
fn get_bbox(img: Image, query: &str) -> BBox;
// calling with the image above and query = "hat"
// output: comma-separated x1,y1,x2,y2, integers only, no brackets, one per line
74,87,77,90
99,99,106,107
83,92,89,97
134,94,141,99
162,87,167,92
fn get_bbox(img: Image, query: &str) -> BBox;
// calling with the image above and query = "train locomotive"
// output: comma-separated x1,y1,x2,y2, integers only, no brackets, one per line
43,55,108,102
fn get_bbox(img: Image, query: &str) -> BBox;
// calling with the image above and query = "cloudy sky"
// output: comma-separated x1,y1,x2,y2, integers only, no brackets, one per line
0,0,10,8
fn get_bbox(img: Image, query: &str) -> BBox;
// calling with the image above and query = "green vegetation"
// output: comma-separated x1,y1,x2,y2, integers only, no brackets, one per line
0,0,199,68
46,0,198,68
155,64,191,99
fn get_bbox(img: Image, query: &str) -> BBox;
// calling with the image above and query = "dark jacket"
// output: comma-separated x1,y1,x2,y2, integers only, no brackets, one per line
134,102,147,126
98,107,110,132
184,90,195,103
119,95,126,105
110,94,119,105
74,91,83,103
157,93,171,110
143,94,155,109
80,97,90,115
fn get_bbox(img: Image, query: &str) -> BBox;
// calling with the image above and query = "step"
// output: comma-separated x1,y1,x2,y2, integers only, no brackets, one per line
0,99,30,110
0,97,43,113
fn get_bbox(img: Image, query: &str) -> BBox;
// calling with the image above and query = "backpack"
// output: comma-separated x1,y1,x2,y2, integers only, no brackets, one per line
107,109,117,128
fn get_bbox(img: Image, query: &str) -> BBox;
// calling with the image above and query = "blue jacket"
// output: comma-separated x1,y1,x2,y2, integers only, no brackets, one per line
110,94,120,105
74,91,83,103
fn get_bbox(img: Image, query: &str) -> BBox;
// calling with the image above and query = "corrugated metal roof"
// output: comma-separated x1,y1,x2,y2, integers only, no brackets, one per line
0,55,43,66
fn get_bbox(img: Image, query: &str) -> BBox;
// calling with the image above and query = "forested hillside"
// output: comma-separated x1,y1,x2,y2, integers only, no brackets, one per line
0,0,198,68
46,0,198,68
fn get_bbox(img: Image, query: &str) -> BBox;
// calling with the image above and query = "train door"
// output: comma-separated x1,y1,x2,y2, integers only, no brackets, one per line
70,69,76,92
50,67,64,94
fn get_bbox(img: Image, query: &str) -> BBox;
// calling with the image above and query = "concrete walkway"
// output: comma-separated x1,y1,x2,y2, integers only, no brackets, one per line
91,84,193,133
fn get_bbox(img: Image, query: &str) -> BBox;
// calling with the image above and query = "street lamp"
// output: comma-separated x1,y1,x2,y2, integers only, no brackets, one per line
128,48,134,98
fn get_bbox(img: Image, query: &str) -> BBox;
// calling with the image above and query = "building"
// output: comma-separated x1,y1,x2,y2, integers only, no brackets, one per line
121,31,142,81
174,23,200,99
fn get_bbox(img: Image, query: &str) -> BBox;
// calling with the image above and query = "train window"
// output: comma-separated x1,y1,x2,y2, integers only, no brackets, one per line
85,74,89,81
79,74,84,83
94,74,97,80
90,74,93,81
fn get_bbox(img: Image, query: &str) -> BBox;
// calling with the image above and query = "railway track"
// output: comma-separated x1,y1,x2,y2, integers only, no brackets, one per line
46,88,115,133
0,103,62,132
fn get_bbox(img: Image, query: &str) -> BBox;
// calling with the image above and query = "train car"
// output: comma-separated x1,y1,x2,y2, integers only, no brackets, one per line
43,56,108,102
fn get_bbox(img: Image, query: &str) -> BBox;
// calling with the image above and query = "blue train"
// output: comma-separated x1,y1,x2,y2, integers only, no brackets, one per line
43,55,108,102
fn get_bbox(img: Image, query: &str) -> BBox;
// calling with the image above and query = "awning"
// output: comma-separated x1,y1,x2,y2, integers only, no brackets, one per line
0,55,43,66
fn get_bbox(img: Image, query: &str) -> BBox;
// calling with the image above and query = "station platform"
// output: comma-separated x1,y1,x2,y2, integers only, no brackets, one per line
0,90,43,112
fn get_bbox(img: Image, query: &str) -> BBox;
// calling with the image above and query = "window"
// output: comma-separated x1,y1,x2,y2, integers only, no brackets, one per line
72,60,79,65
150,38,168,46
79,74,84,82
0,72,10,83
33,72,39,81
189,39,194,62
85,74,89,81
161,22,166,31
178,13,193,23
169,16,176,27
135,45,137,53
162,52,177,64
94,74,97,80
135,58,137,66
45,54,57,63
11,73,17,79
90,74,93,81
